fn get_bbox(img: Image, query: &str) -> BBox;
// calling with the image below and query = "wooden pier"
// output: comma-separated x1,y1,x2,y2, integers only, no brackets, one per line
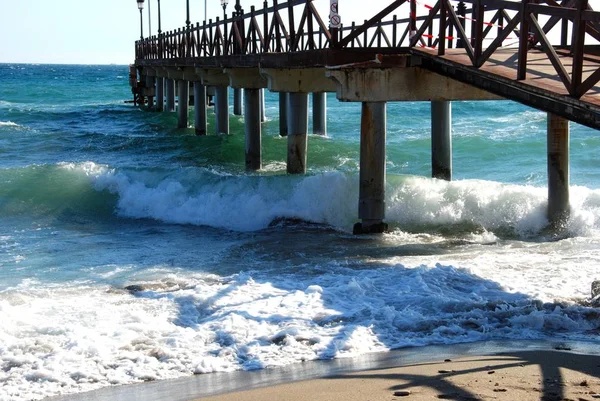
131,0,600,233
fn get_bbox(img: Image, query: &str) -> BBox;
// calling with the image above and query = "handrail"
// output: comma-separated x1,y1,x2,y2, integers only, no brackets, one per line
135,0,600,99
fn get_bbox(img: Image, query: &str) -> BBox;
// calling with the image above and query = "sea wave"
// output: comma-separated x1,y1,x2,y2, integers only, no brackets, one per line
0,263,598,400
2,162,600,237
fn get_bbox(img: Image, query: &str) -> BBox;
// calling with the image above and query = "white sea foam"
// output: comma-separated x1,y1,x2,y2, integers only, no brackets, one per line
1,261,598,400
0,121,21,128
64,162,600,237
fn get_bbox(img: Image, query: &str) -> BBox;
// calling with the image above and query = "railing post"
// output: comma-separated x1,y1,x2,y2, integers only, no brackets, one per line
473,0,484,63
448,7,454,49
561,0,569,47
572,0,588,96
439,0,447,55
224,14,229,56
215,17,221,56
264,1,269,52
307,0,315,50
275,0,282,52
456,1,466,48
288,1,296,51
517,0,530,80
251,6,257,53
410,0,417,38
392,15,398,46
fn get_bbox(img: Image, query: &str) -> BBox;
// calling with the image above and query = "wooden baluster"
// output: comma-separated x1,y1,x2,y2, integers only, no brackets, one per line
473,0,483,63
307,0,314,50
517,0,530,80
288,1,296,51
428,10,434,47
264,1,269,52
449,8,454,49
572,0,588,96
439,0,447,55
392,15,397,47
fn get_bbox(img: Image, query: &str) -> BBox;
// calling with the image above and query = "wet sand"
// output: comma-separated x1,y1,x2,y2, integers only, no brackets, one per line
50,340,600,401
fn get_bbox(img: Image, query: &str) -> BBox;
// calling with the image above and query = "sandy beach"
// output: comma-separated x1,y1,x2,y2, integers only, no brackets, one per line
50,340,600,401
201,350,600,401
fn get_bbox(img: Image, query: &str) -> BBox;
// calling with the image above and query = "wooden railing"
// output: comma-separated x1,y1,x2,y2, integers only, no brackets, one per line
135,0,600,98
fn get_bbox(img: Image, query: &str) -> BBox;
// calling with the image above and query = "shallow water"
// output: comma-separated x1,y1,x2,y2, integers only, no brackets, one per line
0,63,599,401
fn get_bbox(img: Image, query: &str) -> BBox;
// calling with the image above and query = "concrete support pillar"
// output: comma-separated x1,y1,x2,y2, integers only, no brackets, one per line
233,88,243,116
194,82,207,136
145,76,155,109
547,113,570,225
279,92,288,137
177,81,189,128
156,77,164,111
312,92,327,136
166,79,175,112
354,102,388,235
260,89,266,122
244,88,262,171
431,100,452,181
215,86,229,135
286,92,309,174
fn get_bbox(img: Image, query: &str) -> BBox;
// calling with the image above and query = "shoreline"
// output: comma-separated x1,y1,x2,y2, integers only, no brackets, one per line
48,339,600,401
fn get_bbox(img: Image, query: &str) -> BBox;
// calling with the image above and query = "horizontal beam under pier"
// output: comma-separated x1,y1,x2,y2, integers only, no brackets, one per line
261,68,337,93
326,68,501,102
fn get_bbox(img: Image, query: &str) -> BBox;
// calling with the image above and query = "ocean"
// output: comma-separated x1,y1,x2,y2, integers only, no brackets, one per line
0,63,599,401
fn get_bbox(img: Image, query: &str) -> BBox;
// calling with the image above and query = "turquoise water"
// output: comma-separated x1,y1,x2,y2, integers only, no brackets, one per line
1,63,599,400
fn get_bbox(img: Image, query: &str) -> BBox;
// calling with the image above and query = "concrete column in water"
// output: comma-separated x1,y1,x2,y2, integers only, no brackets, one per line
177,81,189,128
233,88,243,116
145,75,155,109
286,92,309,174
431,100,452,180
215,86,229,135
155,77,164,112
354,102,388,235
165,78,175,112
279,92,288,137
194,82,207,136
244,88,262,171
312,92,327,136
260,89,266,122
547,113,570,225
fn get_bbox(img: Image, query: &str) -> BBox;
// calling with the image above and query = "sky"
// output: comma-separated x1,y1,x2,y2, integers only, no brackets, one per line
0,0,573,65
0,0,376,65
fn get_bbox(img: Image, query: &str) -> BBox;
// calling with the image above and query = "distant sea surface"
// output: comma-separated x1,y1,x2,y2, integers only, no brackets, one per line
1,64,599,401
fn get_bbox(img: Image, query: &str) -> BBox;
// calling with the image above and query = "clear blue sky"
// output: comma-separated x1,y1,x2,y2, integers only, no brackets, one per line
0,0,389,65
